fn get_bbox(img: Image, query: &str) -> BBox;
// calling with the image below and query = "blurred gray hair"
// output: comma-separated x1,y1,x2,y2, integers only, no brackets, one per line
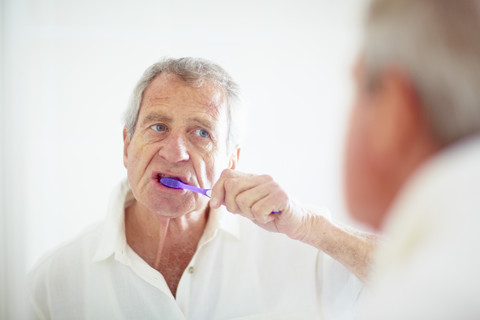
363,0,480,145
124,57,243,153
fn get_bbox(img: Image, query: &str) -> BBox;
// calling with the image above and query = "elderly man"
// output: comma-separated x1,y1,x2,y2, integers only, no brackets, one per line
28,58,376,319
342,0,480,318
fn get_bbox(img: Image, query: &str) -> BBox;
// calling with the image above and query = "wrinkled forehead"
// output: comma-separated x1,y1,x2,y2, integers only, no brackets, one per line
141,73,228,119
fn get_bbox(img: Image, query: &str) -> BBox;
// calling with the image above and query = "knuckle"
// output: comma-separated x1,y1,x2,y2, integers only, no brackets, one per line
224,179,232,189
251,206,262,217
235,193,248,209
277,189,288,200
260,174,274,183
270,183,287,199
224,178,237,190
222,169,235,178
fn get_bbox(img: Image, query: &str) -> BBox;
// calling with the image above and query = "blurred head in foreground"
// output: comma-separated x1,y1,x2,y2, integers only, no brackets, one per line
345,0,480,229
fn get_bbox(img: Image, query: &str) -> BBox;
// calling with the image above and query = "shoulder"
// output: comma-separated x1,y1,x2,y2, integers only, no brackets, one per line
27,222,106,318
359,139,480,319
31,222,102,270
28,221,103,292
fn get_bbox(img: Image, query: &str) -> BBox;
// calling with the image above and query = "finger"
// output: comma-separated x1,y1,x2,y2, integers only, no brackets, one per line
223,176,257,215
227,175,277,216
250,187,287,223
251,199,278,224
235,184,272,220
210,169,232,208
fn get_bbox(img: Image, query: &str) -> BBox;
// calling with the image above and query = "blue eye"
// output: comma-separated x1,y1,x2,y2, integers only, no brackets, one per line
195,129,210,138
151,124,167,132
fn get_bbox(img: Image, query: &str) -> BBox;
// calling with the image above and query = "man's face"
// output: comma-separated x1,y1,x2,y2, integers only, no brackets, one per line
345,57,391,229
346,56,440,230
123,73,233,217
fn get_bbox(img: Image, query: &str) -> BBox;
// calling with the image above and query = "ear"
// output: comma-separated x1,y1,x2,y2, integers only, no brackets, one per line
123,127,130,169
228,147,241,170
370,68,423,161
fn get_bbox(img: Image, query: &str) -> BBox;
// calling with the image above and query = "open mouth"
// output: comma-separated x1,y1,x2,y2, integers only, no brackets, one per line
157,173,183,183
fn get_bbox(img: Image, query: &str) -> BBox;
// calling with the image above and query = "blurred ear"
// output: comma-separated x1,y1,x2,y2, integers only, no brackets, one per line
228,147,241,170
123,127,130,169
371,68,423,161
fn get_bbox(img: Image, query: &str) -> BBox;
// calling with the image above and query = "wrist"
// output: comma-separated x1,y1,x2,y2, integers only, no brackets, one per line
288,207,330,245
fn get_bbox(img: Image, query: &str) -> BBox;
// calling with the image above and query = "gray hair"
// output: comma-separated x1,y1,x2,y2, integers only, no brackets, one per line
124,57,243,153
363,0,480,145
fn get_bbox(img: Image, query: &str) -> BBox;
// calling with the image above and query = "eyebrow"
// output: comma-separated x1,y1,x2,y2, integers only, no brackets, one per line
141,113,172,126
190,118,216,132
140,112,217,132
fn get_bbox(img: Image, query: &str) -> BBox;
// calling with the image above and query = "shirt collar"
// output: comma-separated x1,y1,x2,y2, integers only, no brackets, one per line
384,134,480,236
93,179,241,262
92,179,133,262
201,205,241,246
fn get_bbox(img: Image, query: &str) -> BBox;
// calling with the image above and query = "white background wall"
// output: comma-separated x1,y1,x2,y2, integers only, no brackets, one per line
0,0,367,317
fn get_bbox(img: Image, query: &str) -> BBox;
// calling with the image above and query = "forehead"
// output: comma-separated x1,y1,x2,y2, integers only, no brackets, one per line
140,73,227,119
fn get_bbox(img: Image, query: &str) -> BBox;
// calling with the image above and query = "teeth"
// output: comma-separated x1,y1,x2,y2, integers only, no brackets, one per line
158,174,181,180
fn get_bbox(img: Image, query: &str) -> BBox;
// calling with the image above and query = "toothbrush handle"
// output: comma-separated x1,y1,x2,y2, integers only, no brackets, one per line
184,185,212,198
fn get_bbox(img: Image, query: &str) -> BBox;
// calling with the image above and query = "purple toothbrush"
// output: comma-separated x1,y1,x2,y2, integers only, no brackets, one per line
160,177,281,214
160,177,212,197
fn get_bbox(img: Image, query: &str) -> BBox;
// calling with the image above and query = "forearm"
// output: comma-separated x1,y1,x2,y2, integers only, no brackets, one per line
295,211,379,282
209,169,380,282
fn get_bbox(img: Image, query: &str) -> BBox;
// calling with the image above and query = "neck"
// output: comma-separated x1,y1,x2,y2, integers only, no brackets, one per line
125,201,208,269
376,133,441,230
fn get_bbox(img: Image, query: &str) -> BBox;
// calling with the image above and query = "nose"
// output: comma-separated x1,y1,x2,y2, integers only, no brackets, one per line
157,131,190,163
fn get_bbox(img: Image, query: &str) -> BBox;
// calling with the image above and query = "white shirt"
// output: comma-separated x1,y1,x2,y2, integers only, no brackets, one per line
357,136,480,319
28,180,362,320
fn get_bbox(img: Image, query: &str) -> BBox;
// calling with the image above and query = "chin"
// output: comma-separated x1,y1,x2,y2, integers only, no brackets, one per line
149,195,208,218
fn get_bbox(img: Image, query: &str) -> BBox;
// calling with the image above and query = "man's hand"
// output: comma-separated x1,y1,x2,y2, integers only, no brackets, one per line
210,169,379,282
209,169,316,241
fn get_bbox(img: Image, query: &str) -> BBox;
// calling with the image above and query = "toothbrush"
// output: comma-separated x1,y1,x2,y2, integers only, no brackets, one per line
160,177,212,197
160,177,281,214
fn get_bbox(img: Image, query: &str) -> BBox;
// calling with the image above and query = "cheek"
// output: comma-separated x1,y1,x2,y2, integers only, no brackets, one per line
126,139,158,178
344,105,373,220
194,151,230,187
345,103,389,229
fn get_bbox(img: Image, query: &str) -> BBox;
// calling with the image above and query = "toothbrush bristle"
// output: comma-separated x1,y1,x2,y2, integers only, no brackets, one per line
160,177,184,189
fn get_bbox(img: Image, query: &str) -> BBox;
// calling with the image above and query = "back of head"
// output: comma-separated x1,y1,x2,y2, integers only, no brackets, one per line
364,0,480,145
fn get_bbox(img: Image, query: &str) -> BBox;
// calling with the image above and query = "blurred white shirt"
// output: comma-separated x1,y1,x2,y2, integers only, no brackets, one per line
28,180,362,320
357,136,480,319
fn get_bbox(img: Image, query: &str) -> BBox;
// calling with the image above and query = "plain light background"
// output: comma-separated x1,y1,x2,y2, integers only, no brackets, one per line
1,0,368,317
